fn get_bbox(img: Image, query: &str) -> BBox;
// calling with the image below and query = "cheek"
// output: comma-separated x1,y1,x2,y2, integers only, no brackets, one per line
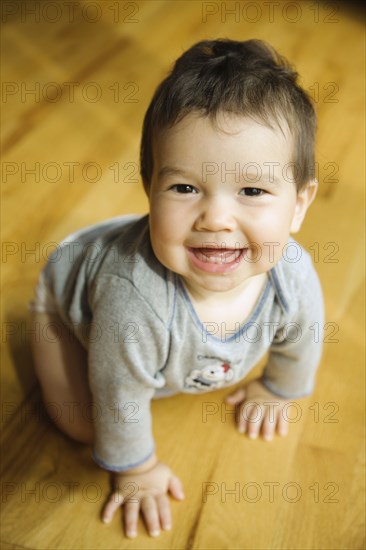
150,202,189,243
245,208,293,259
149,219,177,261
254,202,294,232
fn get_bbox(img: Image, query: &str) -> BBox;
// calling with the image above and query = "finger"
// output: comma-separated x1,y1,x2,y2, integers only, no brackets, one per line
237,401,259,434
237,402,248,433
168,475,185,500
277,408,289,437
246,402,265,439
261,407,277,441
141,495,161,537
123,500,140,538
102,491,124,524
225,387,246,405
156,493,172,531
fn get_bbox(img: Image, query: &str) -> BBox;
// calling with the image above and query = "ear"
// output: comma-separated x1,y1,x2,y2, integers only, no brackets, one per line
290,179,318,234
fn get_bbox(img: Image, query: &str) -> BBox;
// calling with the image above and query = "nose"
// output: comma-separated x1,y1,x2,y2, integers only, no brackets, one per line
194,195,237,233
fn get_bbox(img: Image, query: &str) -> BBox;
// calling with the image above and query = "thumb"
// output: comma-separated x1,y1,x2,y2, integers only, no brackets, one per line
168,475,185,500
225,387,246,405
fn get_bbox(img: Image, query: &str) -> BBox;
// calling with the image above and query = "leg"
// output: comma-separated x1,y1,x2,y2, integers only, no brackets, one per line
30,310,94,444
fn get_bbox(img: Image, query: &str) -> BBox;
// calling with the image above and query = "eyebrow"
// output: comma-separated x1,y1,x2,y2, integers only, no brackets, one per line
245,173,281,185
157,166,193,180
157,165,282,185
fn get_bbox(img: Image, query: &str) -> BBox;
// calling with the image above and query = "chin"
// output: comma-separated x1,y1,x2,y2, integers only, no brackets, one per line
188,274,243,292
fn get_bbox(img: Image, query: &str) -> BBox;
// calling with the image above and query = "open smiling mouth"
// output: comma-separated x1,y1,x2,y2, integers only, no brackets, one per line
187,246,248,273
190,247,243,263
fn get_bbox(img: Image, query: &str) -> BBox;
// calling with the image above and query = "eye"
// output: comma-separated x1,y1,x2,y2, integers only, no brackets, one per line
240,187,266,197
169,184,198,194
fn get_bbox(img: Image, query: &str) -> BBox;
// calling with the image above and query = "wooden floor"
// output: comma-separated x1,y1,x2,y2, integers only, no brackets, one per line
1,1,365,548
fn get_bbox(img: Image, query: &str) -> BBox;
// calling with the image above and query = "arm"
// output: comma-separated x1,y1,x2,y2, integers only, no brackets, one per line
88,274,169,471
88,274,184,537
261,257,325,399
226,256,325,439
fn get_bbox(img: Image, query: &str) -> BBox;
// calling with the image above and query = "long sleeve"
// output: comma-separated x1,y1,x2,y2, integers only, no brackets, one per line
87,274,169,471
261,255,325,399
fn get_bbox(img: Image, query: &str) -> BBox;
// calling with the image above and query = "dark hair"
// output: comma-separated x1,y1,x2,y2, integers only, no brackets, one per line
140,38,316,194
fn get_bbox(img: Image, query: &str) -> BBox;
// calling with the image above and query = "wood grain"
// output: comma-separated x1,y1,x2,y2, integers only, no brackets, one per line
1,1,365,548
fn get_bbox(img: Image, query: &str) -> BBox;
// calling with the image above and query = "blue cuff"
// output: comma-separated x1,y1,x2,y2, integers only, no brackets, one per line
91,446,156,472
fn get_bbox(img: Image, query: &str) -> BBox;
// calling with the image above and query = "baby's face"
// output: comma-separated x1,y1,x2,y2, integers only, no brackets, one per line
148,112,305,296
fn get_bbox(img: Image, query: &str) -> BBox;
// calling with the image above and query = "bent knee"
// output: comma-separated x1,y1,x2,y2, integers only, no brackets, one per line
43,400,95,445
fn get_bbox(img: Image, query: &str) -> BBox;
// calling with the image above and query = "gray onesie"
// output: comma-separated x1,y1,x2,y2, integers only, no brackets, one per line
39,214,324,471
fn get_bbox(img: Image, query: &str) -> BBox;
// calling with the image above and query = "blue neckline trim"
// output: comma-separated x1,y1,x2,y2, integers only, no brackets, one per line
167,270,177,331
177,273,274,344
267,266,290,314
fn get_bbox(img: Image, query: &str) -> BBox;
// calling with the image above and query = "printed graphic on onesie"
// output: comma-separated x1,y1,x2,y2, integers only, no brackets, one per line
184,355,235,391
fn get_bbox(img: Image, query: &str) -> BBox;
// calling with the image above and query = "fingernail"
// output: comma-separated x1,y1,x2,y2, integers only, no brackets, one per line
248,432,258,439
102,516,111,524
164,523,172,530
279,430,287,437
238,426,245,434
264,434,273,441
127,530,137,538
150,530,160,537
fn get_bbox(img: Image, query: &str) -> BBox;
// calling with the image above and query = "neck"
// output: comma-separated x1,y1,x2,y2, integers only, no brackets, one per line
180,272,268,305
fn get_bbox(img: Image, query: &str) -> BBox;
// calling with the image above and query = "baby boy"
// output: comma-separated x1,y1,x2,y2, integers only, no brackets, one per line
29,38,324,538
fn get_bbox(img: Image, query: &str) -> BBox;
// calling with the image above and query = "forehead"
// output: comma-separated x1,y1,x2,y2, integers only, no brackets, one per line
152,112,293,171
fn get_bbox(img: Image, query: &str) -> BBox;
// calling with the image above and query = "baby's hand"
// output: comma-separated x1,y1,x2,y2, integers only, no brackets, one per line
102,461,184,538
224,378,293,441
